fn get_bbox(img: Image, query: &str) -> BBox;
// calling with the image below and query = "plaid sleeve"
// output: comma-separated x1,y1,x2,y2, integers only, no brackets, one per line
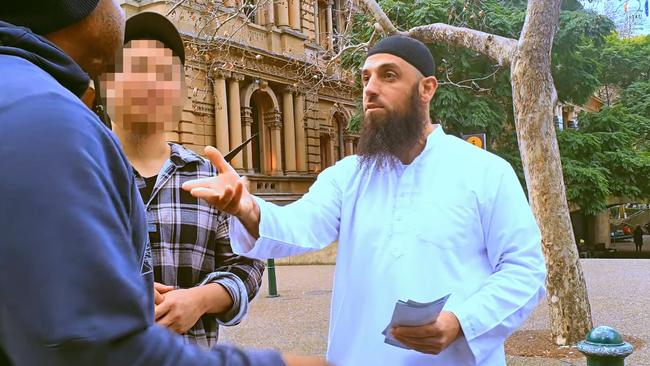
212,215,265,303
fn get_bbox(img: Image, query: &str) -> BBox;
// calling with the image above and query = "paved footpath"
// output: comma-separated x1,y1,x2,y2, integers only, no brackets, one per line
220,259,650,365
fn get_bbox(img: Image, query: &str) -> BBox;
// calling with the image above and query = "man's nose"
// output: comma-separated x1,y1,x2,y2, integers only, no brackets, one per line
363,75,380,99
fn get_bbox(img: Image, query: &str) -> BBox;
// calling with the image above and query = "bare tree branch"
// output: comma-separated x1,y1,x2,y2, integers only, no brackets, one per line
166,0,187,16
439,63,500,92
327,28,379,64
408,24,517,66
359,0,516,65
360,0,404,35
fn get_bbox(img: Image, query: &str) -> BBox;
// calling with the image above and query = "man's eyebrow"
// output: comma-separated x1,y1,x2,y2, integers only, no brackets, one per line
361,62,401,73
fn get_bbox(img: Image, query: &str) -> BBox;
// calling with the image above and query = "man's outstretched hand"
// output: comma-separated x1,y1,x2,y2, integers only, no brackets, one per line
182,146,260,237
182,146,248,216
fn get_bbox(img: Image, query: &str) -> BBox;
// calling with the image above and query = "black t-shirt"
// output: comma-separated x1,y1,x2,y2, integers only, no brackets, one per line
140,175,158,203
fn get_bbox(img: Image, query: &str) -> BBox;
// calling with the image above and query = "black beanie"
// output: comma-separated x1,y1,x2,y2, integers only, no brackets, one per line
367,35,435,77
0,0,100,35
124,12,186,65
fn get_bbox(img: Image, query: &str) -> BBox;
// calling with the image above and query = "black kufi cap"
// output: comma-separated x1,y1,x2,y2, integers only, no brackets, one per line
124,12,185,65
0,0,100,35
367,35,435,77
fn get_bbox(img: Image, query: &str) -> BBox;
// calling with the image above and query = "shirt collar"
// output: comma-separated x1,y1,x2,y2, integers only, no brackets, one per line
168,142,203,168
422,124,445,154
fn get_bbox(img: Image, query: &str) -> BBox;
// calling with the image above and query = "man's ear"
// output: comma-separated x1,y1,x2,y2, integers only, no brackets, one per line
419,76,438,103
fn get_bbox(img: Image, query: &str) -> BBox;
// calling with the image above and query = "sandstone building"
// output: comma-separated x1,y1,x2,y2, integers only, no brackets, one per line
121,0,361,202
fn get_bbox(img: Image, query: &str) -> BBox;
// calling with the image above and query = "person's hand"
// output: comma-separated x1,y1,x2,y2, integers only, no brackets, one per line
181,146,254,218
155,287,205,334
391,311,463,355
282,354,332,366
153,282,174,305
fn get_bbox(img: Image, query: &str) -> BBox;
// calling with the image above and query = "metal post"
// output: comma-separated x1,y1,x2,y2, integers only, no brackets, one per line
577,326,634,366
266,259,279,297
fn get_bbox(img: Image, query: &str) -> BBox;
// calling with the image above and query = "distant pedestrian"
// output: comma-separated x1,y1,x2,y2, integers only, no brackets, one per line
623,224,632,236
634,225,644,252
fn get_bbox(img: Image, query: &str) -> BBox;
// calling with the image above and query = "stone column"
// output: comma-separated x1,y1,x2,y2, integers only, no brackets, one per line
329,130,337,165
282,87,297,174
212,70,230,154
265,110,283,175
592,211,613,249
227,73,245,169
288,0,300,30
277,0,289,27
326,0,334,50
344,135,354,156
335,0,344,34
241,107,254,173
294,92,307,172
265,0,275,26
313,0,320,41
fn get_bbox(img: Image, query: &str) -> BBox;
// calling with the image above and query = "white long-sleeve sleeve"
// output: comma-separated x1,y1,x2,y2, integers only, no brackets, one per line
445,165,547,364
228,127,547,366
229,161,344,258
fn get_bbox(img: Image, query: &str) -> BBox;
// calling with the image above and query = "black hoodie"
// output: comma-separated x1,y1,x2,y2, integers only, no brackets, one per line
0,21,284,366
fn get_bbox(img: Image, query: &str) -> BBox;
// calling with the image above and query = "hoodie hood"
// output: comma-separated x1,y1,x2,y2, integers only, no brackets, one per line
0,21,89,97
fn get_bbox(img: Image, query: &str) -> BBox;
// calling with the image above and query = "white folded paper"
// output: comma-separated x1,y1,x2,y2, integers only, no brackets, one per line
382,294,450,349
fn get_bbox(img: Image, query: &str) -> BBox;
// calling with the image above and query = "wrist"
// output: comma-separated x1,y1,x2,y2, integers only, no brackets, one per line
237,196,261,239
444,311,464,340
189,285,214,315
237,193,257,220
196,283,234,315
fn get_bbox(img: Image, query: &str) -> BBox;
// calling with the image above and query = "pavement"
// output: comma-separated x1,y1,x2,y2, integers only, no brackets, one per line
220,259,650,365
608,234,650,254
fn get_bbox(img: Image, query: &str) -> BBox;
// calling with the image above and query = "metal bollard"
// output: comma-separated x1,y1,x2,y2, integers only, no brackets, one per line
266,259,279,297
577,326,634,366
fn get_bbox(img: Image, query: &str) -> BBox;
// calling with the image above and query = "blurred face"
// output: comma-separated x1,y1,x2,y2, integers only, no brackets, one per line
103,39,184,135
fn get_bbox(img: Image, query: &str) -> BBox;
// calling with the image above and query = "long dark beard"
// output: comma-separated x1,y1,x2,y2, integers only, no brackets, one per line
357,86,427,172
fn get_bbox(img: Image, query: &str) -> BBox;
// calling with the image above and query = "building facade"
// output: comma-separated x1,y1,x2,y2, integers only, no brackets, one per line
121,0,360,202
554,95,604,130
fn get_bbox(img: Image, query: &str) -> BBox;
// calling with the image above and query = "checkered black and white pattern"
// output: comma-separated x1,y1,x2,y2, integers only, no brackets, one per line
135,143,264,348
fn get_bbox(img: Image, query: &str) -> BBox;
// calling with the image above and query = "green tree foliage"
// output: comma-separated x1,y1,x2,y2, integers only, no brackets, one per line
552,10,614,105
345,0,613,125
344,1,650,213
557,38,650,214
344,0,614,186
619,80,650,119
599,35,650,89
558,103,650,214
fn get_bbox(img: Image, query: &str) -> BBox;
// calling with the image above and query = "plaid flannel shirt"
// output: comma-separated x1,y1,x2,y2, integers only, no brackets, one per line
134,143,265,348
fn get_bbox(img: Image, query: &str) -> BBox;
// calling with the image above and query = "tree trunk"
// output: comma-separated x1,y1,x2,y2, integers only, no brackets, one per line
360,0,594,346
511,0,592,345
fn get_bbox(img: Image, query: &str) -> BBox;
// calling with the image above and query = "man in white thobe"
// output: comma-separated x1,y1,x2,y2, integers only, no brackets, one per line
183,35,547,366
